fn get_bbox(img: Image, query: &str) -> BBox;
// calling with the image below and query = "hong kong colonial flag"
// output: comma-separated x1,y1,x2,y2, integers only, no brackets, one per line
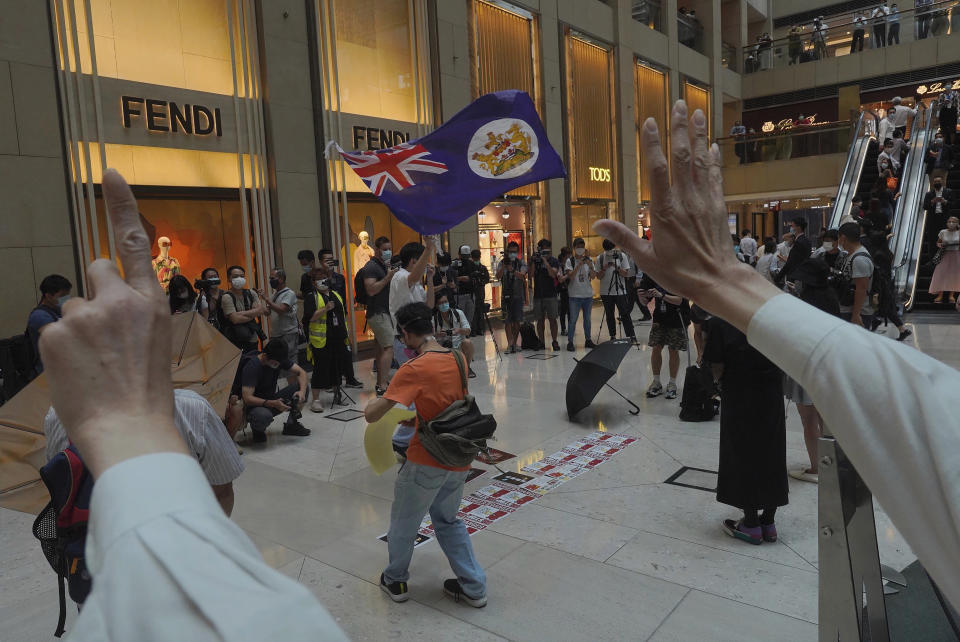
335,90,566,234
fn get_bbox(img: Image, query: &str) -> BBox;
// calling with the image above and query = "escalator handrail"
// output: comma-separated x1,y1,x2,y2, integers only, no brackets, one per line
828,112,871,230
890,107,932,268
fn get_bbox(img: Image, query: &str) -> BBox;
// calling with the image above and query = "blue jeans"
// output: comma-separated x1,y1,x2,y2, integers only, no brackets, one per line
568,297,593,344
384,462,486,598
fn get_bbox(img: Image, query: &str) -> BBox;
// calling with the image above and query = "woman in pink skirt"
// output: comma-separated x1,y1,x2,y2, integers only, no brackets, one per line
930,216,960,304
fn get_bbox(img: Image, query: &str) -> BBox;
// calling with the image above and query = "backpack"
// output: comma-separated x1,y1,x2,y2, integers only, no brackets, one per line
417,350,498,468
679,364,719,422
0,332,37,402
834,249,877,308
520,322,539,350
354,267,370,306
32,445,94,638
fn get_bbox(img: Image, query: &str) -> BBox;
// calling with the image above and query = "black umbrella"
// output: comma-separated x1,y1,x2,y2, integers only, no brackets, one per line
566,339,640,419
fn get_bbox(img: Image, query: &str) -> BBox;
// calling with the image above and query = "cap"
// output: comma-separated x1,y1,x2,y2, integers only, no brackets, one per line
459,244,471,254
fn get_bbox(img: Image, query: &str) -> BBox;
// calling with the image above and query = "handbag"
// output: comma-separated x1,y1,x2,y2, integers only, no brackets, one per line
932,248,944,266
417,350,497,468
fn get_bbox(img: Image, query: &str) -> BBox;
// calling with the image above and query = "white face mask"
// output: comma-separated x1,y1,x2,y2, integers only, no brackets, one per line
574,247,585,256
57,295,71,307
508,252,518,260
822,241,834,251
231,277,246,289
301,265,312,273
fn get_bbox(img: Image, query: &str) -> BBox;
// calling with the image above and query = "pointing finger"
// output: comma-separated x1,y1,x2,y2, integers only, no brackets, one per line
593,220,656,272
102,169,159,297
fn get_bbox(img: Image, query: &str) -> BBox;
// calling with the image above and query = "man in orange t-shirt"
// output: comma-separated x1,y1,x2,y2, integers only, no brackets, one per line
364,302,488,608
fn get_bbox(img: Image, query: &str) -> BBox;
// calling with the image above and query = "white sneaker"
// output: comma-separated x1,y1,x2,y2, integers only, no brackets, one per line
310,399,324,413
664,382,678,399
645,381,663,398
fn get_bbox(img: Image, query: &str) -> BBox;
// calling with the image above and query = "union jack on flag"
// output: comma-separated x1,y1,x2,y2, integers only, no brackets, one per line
340,143,448,196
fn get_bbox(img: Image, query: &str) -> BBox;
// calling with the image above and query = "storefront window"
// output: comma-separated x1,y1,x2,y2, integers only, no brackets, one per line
330,0,419,122
683,81,711,138
477,202,531,308
635,62,668,204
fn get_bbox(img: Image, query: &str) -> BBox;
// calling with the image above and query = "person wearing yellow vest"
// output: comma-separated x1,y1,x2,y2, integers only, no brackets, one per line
305,277,352,412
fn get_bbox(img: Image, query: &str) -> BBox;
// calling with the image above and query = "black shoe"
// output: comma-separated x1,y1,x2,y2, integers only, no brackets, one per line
897,329,913,342
380,573,409,603
443,579,487,608
344,379,364,389
536,341,546,350
552,340,560,351
376,385,387,397
468,367,477,378
585,340,597,349
566,342,575,352
282,422,311,436
251,430,267,443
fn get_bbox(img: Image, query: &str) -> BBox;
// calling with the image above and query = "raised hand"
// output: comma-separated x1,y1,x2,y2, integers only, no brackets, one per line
594,101,779,331
39,169,188,478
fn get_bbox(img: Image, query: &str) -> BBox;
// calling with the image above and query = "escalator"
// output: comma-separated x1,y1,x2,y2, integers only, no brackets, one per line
828,112,878,229
891,107,951,311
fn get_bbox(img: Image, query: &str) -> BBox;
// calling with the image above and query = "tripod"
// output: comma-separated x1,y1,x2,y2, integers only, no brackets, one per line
480,302,503,361
595,252,635,346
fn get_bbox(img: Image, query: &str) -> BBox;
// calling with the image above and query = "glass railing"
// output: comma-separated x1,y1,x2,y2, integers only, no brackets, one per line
743,0,960,74
678,13,705,53
631,0,663,34
717,120,855,166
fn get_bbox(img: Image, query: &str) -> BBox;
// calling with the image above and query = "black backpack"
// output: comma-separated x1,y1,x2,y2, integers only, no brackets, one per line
520,322,539,350
0,332,37,402
220,290,265,349
354,268,370,306
834,249,877,308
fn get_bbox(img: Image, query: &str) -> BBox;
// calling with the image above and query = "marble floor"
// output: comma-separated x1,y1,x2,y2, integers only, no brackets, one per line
2,308,956,641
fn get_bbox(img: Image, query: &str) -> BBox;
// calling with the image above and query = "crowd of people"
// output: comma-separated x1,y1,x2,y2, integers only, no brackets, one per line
16,96,960,638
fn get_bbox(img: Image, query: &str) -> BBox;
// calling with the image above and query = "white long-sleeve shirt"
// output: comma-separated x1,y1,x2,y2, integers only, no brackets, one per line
748,294,960,610
72,453,347,641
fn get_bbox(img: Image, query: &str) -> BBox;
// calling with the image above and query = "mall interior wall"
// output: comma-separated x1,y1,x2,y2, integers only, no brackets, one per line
0,0,76,338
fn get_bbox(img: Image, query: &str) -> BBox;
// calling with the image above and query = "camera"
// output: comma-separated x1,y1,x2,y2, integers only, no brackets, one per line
194,277,220,291
532,251,543,267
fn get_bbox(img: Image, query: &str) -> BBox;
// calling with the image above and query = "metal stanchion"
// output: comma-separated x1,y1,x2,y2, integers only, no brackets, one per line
818,428,890,641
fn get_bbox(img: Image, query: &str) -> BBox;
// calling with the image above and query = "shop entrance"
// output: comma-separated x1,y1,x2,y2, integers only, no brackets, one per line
477,201,534,309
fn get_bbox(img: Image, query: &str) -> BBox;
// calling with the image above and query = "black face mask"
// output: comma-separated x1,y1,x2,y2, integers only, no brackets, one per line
269,277,280,289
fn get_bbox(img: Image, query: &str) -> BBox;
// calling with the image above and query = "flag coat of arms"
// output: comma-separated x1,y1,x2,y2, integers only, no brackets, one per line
336,90,567,234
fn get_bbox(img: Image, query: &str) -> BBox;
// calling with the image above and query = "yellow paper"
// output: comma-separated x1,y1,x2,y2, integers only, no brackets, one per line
364,408,416,475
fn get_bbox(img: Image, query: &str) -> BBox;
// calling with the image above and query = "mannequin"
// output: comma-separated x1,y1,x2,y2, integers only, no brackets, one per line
353,230,375,277
152,236,181,292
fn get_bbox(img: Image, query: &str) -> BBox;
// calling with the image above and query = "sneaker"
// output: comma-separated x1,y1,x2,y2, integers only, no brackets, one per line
552,340,560,351
375,385,387,397
896,329,912,342
788,468,818,483
251,430,267,443
722,519,763,545
282,422,311,436
380,573,409,603
566,342,575,352
664,382,678,399
585,340,597,349
646,382,663,398
344,379,364,389
443,579,487,608
468,367,477,379
761,523,778,543
310,399,324,413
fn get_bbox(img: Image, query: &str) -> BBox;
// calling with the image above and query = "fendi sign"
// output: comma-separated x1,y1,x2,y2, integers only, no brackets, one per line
121,96,223,137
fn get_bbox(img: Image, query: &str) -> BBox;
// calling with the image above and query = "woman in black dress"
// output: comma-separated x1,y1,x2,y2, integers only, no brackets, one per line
704,318,788,545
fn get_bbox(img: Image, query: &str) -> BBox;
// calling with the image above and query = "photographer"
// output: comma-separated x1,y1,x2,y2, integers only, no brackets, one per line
639,274,688,400
433,289,475,376
361,236,398,397
168,275,196,314
452,245,478,329
221,265,267,352
195,267,223,329
435,252,457,290
315,248,362,388
561,237,596,351
595,239,637,343
470,249,490,335
496,241,527,353
303,277,355,410
531,238,561,351
257,268,301,390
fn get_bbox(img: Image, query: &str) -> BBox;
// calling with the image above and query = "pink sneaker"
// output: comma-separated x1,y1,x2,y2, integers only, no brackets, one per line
761,523,778,543
722,519,763,545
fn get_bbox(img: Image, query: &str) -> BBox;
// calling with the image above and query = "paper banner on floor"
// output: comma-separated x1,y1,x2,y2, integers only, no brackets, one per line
364,408,416,475
416,432,637,541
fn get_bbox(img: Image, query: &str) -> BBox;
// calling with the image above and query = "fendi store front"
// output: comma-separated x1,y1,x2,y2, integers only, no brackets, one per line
312,0,434,346
51,0,272,293
564,29,618,289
